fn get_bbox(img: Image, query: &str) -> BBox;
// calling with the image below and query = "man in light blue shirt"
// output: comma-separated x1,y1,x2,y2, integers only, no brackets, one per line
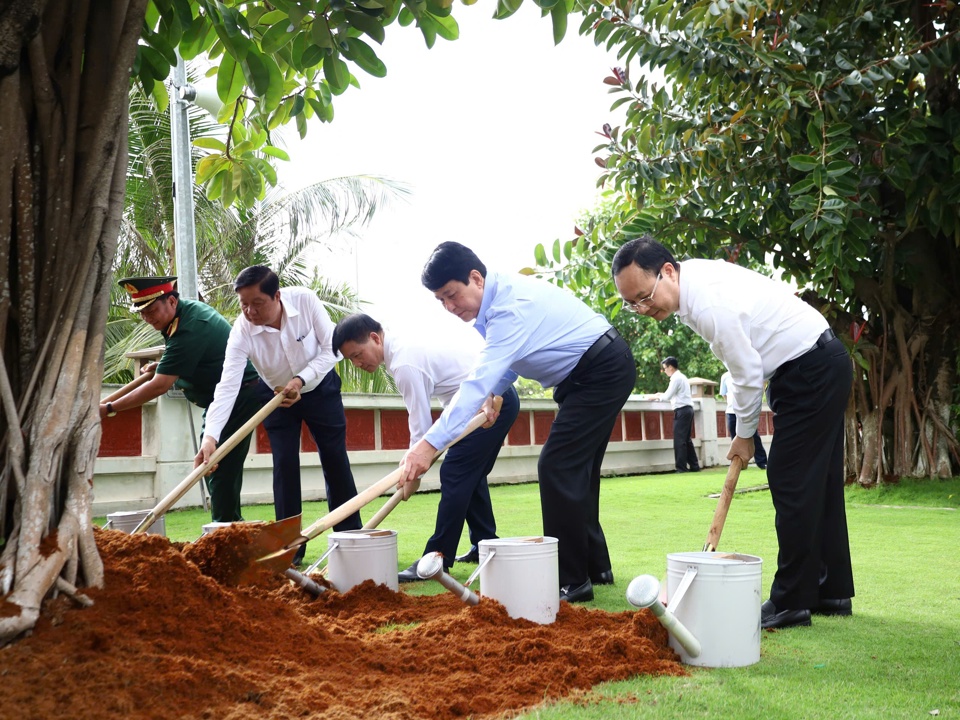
397,242,637,603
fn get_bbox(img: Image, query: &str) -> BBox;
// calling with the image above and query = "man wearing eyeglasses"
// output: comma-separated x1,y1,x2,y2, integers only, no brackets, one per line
612,236,854,631
397,242,637,603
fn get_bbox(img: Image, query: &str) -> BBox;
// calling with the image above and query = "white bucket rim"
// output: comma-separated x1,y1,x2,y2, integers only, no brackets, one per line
479,535,558,548
328,529,397,540
667,551,761,566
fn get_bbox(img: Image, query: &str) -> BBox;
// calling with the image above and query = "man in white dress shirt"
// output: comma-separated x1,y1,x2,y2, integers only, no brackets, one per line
332,313,520,582
198,266,361,564
613,236,853,629
654,356,701,473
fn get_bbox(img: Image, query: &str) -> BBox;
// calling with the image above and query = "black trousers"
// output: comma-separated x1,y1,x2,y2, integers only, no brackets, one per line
543,335,636,587
422,385,520,568
726,413,768,468
672,405,700,472
257,372,362,560
766,335,853,609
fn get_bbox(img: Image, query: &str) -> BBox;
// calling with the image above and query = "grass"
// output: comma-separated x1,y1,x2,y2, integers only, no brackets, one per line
96,467,960,719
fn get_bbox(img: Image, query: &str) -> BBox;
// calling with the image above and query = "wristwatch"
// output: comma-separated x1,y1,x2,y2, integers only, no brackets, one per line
106,402,117,418
294,375,306,388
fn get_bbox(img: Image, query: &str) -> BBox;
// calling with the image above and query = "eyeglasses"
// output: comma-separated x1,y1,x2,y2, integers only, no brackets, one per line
622,272,661,313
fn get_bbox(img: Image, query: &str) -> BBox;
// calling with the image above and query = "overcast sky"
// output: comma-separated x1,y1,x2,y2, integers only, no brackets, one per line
277,4,625,326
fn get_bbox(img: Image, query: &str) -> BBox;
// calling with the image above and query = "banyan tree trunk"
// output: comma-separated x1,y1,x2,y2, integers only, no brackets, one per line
0,0,148,644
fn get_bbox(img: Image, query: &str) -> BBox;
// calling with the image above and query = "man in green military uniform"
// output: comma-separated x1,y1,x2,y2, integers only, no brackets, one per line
100,276,263,522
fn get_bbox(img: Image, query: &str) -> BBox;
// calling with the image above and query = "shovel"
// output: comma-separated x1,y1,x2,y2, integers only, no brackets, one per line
102,369,156,404
131,390,286,535
362,396,505,532
246,405,497,581
702,456,743,552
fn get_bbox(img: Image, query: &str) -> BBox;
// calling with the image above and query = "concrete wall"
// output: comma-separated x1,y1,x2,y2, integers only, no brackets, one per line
95,386,771,517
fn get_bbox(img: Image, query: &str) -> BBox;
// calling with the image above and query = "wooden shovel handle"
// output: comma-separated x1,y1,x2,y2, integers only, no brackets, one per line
102,370,156,404
703,456,744,552
300,400,499,542
132,390,285,534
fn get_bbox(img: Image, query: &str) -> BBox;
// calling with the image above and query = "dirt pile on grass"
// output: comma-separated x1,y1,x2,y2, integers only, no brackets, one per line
0,527,684,719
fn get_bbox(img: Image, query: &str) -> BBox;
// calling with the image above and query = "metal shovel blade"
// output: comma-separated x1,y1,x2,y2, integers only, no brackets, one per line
232,515,303,584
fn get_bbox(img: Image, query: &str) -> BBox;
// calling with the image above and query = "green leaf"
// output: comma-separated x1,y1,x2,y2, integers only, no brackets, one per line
345,9,386,44
312,17,335,48
323,53,350,93
262,145,291,161
307,96,335,122
550,2,567,44
342,37,387,77
242,48,272,97
787,154,820,172
495,0,524,20
534,243,548,266
193,137,227,151
430,12,459,41
217,53,246,103
261,19,298,54
290,94,306,116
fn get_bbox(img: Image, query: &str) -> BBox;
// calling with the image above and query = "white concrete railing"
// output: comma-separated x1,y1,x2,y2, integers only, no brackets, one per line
94,387,763,517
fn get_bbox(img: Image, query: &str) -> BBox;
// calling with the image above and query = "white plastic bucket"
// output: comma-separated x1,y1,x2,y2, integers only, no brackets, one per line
105,510,166,537
478,536,559,625
202,521,239,535
326,529,398,593
665,551,762,667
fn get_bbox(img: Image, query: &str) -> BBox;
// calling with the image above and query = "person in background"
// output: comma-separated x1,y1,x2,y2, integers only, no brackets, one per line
332,313,519,581
198,266,361,565
612,236,853,629
653,356,701,473
719,370,767,470
397,242,636,603
101,276,262,523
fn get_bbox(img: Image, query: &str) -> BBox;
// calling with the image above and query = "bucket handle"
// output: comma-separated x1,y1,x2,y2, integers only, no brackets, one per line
669,566,698,613
464,549,496,589
304,541,340,575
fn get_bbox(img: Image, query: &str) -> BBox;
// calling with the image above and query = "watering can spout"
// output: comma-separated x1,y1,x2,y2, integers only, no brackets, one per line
627,575,702,658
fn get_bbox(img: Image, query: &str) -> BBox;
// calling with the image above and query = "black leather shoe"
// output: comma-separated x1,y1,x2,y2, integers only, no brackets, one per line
761,599,811,629
813,598,852,616
398,562,421,583
559,579,594,603
591,570,615,585
455,545,480,564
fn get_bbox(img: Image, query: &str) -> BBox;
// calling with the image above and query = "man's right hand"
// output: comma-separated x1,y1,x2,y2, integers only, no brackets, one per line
195,435,219,474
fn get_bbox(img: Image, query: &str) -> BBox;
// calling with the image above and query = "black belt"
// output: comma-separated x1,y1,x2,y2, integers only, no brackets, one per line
571,327,620,378
814,328,836,349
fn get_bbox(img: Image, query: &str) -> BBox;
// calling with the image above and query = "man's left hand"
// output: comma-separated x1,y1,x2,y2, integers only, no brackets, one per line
727,435,754,467
278,378,303,407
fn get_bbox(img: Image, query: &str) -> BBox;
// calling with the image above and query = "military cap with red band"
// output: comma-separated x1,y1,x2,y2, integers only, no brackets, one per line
118,276,178,312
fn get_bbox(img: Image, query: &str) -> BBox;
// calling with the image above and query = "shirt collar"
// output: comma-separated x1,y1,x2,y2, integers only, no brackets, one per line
248,298,296,335
474,271,499,339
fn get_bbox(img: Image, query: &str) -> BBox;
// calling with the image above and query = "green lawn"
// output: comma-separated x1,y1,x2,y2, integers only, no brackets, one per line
98,468,960,719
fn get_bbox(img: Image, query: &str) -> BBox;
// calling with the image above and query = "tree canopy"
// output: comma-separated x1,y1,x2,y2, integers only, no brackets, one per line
562,0,960,482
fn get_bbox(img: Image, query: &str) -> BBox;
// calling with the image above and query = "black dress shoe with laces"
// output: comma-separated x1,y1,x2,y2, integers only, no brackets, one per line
761,599,811,629
455,545,480,564
559,579,594,603
813,598,852,616
591,570,615,585
398,561,422,583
